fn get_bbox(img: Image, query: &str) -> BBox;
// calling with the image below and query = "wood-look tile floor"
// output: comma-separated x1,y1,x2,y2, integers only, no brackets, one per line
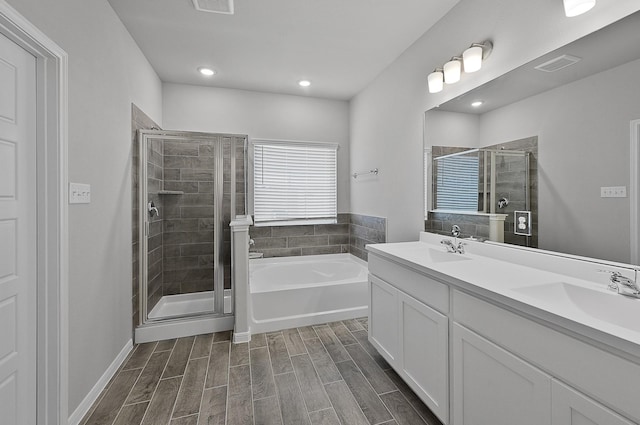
81,318,443,425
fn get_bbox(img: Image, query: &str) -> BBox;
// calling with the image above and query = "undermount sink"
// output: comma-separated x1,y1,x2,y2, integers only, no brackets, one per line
427,248,472,263
513,282,640,332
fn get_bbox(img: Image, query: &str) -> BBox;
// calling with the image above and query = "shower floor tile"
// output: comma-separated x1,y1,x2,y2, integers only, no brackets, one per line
80,320,443,425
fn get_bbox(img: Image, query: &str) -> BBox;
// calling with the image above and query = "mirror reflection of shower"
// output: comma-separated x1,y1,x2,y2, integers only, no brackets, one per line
137,130,247,326
426,137,538,248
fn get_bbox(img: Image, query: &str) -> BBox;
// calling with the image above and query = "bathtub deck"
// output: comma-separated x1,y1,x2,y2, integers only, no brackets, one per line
80,318,442,425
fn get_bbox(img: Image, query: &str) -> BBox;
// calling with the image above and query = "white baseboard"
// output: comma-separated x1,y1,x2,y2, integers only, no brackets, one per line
68,339,133,425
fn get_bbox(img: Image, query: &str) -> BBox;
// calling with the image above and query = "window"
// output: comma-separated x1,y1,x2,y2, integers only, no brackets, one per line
253,140,338,225
433,150,479,211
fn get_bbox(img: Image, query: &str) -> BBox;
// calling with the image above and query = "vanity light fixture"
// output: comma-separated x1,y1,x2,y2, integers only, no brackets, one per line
198,67,216,76
428,41,493,94
563,0,596,17
298,80,311,87
427,69,444,93
444,58,462,84
471,100,484,107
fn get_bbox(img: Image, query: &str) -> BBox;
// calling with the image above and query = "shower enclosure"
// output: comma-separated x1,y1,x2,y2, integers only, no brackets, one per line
136,130,247,336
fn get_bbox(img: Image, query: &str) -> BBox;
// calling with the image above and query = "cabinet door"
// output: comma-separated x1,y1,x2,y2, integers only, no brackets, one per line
452,323,552,425
398,292,449,424
369,275,398,364
552,380,635,425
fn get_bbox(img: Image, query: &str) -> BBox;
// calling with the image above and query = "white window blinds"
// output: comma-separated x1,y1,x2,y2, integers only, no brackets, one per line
253,140,338,224
434,153,479,211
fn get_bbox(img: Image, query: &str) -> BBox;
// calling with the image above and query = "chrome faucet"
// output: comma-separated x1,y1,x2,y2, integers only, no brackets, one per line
441,225,466,254
600,270,640,298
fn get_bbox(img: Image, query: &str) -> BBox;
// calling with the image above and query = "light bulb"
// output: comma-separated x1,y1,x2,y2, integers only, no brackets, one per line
563,0,596,17
444,59,461,84
198,67,215,76
428,70,444,93
463,46,483,73
298,80,311,87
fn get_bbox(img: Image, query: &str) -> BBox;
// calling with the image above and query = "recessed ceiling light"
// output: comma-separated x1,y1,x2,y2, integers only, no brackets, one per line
471,100,484,107
198,67,216,76
298,80,311,87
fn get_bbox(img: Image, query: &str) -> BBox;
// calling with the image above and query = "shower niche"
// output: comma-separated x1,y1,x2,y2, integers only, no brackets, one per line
136,130,247,340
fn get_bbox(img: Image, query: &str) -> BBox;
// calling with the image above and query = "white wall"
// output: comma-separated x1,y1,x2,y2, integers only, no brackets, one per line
6,0,162,414
475,58,640,262
425,110,479,148
162,83,351,212
350,0,640,243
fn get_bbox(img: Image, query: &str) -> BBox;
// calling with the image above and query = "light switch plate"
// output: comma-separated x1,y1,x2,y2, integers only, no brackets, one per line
600,186,627,198
69,182,91,204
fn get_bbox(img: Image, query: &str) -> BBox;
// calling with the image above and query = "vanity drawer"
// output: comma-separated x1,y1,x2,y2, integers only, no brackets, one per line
368,253,449,314
453,290,640,423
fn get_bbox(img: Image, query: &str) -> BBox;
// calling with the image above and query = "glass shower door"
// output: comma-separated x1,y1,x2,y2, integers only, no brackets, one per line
138,130,246,324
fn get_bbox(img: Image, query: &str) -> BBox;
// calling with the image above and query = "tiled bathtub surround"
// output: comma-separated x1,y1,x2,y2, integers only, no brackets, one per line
249,213,386,261
425,211,490,240
349,213,386,261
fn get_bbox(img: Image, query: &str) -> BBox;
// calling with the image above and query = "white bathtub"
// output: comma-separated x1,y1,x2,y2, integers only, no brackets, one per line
248,253,369,333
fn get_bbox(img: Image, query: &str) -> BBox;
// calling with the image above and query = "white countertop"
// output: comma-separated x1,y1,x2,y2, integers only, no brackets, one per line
367,236,640,359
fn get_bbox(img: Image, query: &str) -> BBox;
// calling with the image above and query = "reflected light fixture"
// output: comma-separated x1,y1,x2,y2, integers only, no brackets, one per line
463,41,493,73
198,67,215,76
563,0,596,17
298,80,311,87
444,58,462,84
471,100,484,107
428,69,444,93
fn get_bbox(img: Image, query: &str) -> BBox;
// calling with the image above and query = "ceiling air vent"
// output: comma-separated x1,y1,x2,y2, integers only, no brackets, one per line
534,55,582,72
192,0,234,15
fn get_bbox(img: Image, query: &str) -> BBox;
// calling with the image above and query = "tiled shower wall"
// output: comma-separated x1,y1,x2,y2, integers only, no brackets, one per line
131,104,160,330
249,213,386,261
161,136,246,296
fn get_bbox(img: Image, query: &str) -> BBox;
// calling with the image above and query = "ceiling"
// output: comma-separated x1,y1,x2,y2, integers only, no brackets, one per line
438,10,640,114
107,0,460,100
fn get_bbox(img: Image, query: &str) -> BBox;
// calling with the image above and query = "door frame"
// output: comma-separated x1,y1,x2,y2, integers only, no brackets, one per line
0,2,68,424
631,119,640,265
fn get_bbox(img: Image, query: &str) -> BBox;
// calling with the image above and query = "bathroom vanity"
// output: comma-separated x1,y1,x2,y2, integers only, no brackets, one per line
367,233,640,425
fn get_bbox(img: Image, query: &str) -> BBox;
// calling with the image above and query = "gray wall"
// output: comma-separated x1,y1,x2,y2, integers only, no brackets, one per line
5,0,163,414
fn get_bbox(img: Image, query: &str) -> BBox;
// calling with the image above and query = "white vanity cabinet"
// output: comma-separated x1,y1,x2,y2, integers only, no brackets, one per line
452,323,552,425
453,290,640,425
367,243,640,425
551,381,635,425
369,275,399,363
368,254,450,424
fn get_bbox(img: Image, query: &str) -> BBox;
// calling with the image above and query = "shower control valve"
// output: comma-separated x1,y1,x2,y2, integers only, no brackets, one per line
148,201,159,218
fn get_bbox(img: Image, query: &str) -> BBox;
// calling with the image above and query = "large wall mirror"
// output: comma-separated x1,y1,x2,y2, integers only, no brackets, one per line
424,11,640,264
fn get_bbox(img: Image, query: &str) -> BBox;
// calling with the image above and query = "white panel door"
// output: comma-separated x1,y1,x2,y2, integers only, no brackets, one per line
368,275,398,364
551,380,635,425
398,292,449,424
0,32,37,425
452,323,552,425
